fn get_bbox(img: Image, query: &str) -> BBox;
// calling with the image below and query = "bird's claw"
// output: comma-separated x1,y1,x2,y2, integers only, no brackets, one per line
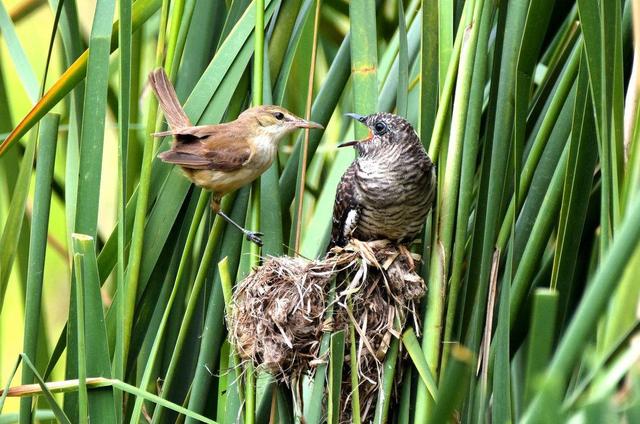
245,231,264,246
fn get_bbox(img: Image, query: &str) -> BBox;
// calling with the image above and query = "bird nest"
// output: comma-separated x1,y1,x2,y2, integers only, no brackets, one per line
228,239,426,422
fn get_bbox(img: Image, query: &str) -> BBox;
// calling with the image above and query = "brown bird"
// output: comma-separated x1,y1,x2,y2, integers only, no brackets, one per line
330,112,436,248
149,68,323,246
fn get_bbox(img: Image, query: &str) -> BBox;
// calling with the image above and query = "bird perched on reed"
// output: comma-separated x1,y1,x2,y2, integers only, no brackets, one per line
149,68,323,246
330,112,436,248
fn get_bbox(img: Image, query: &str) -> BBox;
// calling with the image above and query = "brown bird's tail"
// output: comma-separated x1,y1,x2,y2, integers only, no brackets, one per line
148,68,191,135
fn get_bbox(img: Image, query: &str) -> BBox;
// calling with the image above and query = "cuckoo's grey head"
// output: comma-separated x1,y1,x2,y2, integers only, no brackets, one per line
339,112,423,156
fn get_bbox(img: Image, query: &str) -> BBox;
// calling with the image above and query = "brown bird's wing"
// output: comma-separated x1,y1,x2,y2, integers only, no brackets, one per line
330,162,360,247
157,151,212,169
158,124,252,171
153,124,213,138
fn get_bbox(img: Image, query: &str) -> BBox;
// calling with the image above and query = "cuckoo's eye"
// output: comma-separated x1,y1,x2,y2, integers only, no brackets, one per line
274,112,285,120
373,121,387,135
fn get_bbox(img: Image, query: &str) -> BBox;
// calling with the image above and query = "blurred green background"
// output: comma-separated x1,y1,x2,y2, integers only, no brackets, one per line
1,0,640,423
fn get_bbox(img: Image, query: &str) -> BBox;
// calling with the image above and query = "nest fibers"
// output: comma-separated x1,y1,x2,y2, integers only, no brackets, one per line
229,240,426,420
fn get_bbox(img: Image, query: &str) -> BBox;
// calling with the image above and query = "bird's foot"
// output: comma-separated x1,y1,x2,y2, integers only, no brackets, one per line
245,231,264,246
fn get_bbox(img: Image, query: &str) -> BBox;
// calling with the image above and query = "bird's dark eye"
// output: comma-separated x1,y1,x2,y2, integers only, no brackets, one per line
274,112,285,120
373,121,387,135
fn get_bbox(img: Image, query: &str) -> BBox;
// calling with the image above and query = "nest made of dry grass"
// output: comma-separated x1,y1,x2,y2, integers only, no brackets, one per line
228,239,426,422
230,255,337,378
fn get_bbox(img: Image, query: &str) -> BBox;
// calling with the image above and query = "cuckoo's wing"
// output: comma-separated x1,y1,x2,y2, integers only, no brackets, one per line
330,163,360,247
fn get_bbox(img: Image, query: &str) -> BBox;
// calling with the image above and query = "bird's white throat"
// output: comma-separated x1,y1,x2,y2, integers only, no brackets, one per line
252,134,279,169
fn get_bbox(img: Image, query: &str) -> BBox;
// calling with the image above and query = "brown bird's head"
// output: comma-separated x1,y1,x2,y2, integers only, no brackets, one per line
339,112,423,156
239,105,323,143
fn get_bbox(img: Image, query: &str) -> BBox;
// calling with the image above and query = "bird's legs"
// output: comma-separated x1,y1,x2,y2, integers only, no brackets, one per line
210,194,263,246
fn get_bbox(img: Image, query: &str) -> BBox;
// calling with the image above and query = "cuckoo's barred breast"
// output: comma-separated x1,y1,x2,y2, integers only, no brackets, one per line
330,112,436,247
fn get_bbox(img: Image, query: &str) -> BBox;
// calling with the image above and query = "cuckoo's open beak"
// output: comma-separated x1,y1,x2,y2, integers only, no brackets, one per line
339,113,372,148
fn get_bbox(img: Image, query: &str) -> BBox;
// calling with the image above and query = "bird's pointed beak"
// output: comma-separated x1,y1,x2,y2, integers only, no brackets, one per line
292,118,324,129
345,113,367,123
337,140,359,148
